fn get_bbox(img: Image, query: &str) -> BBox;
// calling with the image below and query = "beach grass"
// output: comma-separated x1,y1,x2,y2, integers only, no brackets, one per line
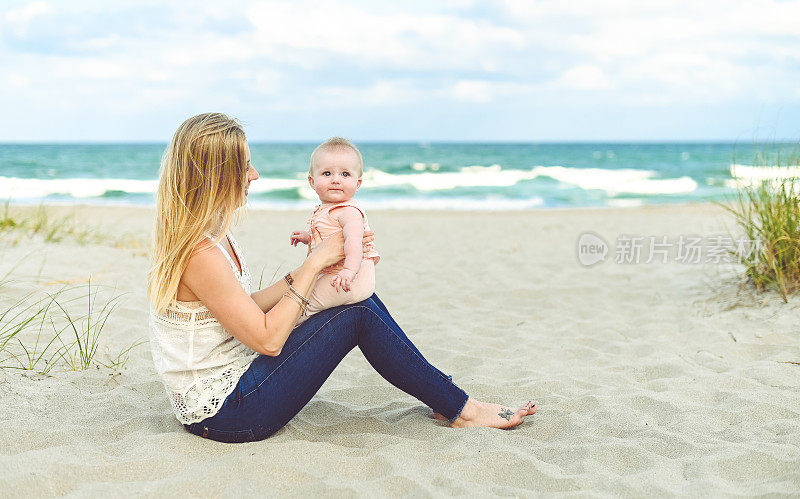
0,204,146,373
721,145,800,302
1,201,102,244
51,280,124,371
257,264,282,290
0,277,140,374
0,292,60,373
0,201,145,249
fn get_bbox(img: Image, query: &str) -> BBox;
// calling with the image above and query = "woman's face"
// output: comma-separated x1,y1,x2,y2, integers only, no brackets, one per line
244,143,258,199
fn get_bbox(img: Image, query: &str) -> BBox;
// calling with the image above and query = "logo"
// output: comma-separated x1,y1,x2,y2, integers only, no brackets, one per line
577,231,608,267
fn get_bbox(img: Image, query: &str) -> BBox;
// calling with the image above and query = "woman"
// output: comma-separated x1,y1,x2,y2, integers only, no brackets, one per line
147,113,537,443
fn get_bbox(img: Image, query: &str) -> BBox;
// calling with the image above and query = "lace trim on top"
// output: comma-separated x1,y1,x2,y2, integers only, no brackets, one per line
160,302,217,326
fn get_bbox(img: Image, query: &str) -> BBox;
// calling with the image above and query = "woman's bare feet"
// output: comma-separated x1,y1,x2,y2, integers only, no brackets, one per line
448,398,536,429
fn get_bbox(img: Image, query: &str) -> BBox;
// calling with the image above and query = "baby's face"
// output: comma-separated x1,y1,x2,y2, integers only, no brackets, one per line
308,148,362,204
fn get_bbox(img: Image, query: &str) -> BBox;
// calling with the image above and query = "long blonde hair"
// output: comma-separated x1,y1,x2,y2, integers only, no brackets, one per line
147,112,248,313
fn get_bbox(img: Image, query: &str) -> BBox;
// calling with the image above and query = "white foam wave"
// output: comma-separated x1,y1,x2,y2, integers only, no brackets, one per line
531,166,697,195
0,177,158,199
606,199,644,208
359,165,696,195
411,162,441,171
361,164,538,191
247,178,306,192
727,164,800,188
249,196,546,211
0,176,303,199
0,164,698,200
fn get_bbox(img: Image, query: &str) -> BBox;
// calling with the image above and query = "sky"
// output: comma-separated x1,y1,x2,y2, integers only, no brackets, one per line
1,0,799,142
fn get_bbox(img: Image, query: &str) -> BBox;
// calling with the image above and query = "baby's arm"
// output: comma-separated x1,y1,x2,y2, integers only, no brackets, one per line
330,206,364,292
290,230,311,247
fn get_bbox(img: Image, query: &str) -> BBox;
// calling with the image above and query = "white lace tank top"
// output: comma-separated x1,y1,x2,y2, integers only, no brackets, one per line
148,233,259,425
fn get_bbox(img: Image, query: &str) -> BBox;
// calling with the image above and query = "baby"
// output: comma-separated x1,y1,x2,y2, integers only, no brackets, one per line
290,137,379,324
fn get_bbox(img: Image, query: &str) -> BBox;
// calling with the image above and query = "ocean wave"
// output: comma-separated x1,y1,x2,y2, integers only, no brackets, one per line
606,199,645,208
0,167,541,199
530,166,697,195
247,178,306,192
360,165,697,196
0,177,159,199
0,176,304,199
248,197,545,211
0,164,698,200
360,165,538,191
726,164,800,188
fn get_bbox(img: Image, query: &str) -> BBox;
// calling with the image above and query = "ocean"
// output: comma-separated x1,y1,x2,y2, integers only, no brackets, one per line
0,142,795,210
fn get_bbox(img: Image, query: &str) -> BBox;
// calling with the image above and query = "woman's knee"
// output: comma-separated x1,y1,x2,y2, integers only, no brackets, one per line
325,298,379,319
293,303,367,342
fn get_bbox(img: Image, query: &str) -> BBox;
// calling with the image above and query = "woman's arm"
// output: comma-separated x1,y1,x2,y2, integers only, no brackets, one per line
251,229,375,312
181,229,342,356
250,273,297,314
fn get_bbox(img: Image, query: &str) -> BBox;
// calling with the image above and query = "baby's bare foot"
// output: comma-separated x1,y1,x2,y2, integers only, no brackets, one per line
450,398,536,429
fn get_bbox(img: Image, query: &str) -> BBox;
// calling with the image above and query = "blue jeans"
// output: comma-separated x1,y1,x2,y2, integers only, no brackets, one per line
184,294,469,443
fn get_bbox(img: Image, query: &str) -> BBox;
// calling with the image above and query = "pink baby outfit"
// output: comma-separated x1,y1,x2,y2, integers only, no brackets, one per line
298,200,379,324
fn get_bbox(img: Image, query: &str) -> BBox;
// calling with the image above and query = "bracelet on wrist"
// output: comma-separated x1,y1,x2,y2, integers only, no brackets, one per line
287,284,310,306
283,292,307,313
284,273,311,308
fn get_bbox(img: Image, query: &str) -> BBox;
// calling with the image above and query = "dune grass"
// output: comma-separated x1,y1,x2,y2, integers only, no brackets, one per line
721,146,800,302
0,204,146,374
51,280,125,371
0,292,61,373
0,268,141,374
257,264,283,290
0,201,104,244
0,201,145,250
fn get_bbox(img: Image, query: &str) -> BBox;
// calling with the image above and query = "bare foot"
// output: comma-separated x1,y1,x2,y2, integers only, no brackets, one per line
450,398,537,429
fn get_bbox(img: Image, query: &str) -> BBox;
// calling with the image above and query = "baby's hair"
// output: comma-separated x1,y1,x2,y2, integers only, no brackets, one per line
309,136,363,177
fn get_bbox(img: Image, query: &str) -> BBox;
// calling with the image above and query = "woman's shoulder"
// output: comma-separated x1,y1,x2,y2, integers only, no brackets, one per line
180,237,233,291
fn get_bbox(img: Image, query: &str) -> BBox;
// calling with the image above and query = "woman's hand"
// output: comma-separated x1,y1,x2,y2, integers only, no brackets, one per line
363,230,374,249
307,228,346,271
307,229,375,272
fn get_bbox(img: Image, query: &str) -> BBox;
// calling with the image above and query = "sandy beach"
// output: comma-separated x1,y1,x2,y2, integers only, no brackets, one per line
0,203,798,496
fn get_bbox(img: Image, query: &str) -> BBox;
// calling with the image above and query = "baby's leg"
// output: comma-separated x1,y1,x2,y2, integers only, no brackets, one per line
343,259,375,303
297,260,376,325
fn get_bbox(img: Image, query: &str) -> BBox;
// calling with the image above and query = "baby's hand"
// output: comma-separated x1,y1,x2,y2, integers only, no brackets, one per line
330,269,356,293
290,230,311,246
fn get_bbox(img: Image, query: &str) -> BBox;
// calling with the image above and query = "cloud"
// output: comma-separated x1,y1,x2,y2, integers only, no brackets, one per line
451,80,495,103
554,65,612,91
497,0,800,103
0,0,797,140
7,73,29,87
245,0,525,72
2,1,54,36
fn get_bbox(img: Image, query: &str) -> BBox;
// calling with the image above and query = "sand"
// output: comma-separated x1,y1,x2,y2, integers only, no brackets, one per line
0,204,798,497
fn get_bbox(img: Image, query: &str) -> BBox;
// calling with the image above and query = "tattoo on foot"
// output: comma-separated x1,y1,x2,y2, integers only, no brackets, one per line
498,408,514,421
